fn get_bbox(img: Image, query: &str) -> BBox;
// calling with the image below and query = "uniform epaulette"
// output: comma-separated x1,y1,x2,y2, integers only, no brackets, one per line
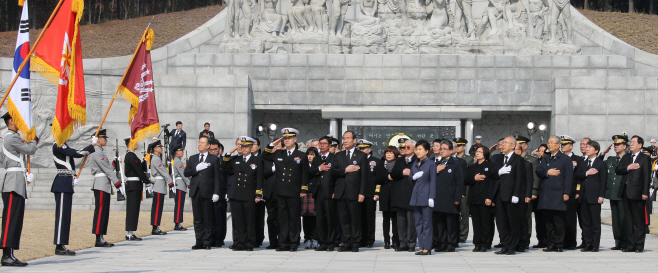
223,156,230,162
301,185,308,190
256,189,263,195
375,185,381,193
264,147,272,153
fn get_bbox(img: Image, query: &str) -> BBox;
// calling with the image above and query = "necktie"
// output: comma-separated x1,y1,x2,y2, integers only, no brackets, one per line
175,130,178,137
288,150,291,157
550,155,555,161
632,154,636,163
322,155,326,161
435,158,440,164
243,157,247,163
504,155,509,165
441,159,447,165
347,151,351,160
587,159,592,169
200,154,204,162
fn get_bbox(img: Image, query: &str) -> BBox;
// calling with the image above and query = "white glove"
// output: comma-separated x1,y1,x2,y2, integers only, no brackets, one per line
498,165,512,176
91,136,98,144
171,187,176,194
73,178,80,185
212,194,220,202
78,150,90,156
225,194,229,201
412,171,424,180
118,187,125,196
117,156,122,162
511,196,519,204
196,162,209,172
428,199,434,208
26,173,34,183
272,165,276,172
146,185,153,194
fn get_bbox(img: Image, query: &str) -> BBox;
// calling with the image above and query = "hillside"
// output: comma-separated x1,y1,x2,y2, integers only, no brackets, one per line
579,9,658,55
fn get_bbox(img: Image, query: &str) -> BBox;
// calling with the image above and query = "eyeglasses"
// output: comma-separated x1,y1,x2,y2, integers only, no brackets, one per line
404,146,413,150
319,142,329,145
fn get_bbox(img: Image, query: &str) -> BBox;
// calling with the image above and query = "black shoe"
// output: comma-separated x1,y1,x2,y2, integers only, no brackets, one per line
566,246,576,250
472,246,481,252
446,247,455,252
493,243,503,248
495,248,508,255
233,246,247,251
395,246,409,252
228,244,234,249
611,246,623,250
151,227,167,235
55,246,76,256
192,245,204,249
581,245,592,252
408,247,416,252
555,247,563,252
351,248,359,252
393,242,400,250
506,249,516,255
289,247,298,252
1,256,27,267
316,245,328,251
266,245,278,249
326,245,336,252
479,247,487,252
204,245,212,250
460,239,466,243
576,244,585,249
532,244,546,248
366,244,374,248
276,246,290,251
434,246,447,252
516,246,525,252
338,246,352,252
95,241,114,247
591,247,599,252
384,242,391,249
635,249,644,253
174,224,187,231
125,235,142,241
542,246,555,252
247,248,254,251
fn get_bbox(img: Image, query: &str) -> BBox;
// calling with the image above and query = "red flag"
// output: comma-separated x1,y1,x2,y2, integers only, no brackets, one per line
118,28,159,149
32,0,86,146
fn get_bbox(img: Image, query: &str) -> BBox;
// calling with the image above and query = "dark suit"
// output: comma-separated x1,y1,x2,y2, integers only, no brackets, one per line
331,148,368,249
169,129,187,154
432,157,464,250
310,152,337,248
615,152,651,251
361,156,385,246
123,151,151,232
517,157,534,250
577,157,606,249
564,154,585,248
465,161,495,248
261,157,277,247
536,152,573,248
226,154,264,249
184,152,222,247
198,130,215,139
490,152,526,250
262,146,309,249
380,158,403,247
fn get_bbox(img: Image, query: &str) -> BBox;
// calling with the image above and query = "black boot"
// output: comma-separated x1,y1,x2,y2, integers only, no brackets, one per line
152,226,167,235
55,245,76,256
1,248,27,266
174,223,187,231
95,235,114,247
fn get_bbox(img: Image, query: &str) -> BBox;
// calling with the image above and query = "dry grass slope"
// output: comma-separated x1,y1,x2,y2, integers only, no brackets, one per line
579,9,658,55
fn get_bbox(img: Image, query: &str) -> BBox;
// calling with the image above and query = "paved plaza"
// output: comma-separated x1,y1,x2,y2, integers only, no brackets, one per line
1,213,657,273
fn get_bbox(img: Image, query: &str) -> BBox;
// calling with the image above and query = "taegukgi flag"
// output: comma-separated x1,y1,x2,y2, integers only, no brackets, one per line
8,0,35,141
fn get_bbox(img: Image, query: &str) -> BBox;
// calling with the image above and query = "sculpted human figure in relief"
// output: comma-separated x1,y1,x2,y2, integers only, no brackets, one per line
224,0,254,39
305,0,327,34
289,0,309,35
258,0,289,37
330,0,352,37
453,0,476,39
548,0,572,43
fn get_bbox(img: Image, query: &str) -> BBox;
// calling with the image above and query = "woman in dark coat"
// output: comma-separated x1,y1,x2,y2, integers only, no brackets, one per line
392,139,418,252
409,140,437,255
376,146,403,249
464,145,495,252
302,147,319,249
432,140,464,252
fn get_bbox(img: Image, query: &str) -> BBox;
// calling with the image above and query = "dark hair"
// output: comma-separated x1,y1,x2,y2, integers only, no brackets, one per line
209,138,220,146
440,140,453,150
588,141,600,153
319,136,332,144
218,142,224,152
384,146,400,159
202,129,209,135
306,147,319,157
343,130,357,140
124,138,131,147
582,137,591,143
176,121,182,125
199,135,209,142
477,146,491,162
204,122,210,126
433,139,443,144
539,144,548,150
416,139,431,151
254,138,261,146
632,135,644,147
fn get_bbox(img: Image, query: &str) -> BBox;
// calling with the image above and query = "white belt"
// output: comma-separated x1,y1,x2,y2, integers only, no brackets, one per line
154,176,164,180
175,177,183,180
94,173,106,178
6,167,25,172
126,177,140,181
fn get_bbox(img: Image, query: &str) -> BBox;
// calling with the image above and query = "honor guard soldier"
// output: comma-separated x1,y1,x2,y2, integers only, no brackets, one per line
357,139,385,248
606,134,629,250
0,112,37,266
454,137,472,244
172,145,190,231
559,135,586,250
262,128,309,252
224,137,264,251
123,137,151,241
52,138,93,255
149,140,172,235
87,129,120,247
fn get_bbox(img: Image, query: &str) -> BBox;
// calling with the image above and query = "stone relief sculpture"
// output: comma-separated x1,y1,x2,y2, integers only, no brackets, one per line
218,0,581,54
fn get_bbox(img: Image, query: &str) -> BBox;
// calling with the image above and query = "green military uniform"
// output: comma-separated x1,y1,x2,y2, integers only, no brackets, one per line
456,138,474,242
606,150,628,249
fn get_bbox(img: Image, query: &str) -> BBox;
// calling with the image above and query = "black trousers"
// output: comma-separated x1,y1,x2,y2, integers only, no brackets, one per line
53,192,73,245
125,190,142,231
277,196,301,248
174,190,186,223
315,193,336,247
532,199,546,245
151,192,165,226
255,201,266,245
470,204,493,247
622,190,647,251
360,198,376,246
231,200,256,248
563,193,578,248
543,209,565,248
517,202,530,249
213,199,227,246
580,202,602,248
92,190,111,235
382,210,398,245
1,192,25,249
495,198,520,249
192,195,215,247
265,195,279,247
434,211,460,249
337,198,361,248
609,199,628,248
302,216,316,240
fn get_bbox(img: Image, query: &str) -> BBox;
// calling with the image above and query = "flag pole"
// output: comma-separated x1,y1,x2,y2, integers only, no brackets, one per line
76,21,154,178
0,0,66,110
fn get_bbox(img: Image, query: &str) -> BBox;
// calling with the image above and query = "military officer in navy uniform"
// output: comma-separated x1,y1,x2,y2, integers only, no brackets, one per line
357,139,385,248
0,112,37,266
559,135,586,250
51,138,93,255
262,128,309,251
123,137,151,241
606,134,629,250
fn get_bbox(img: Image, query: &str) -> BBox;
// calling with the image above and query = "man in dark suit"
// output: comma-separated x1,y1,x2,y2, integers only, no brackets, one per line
262,128,309,252
332,131,368,252
514,136,534,252
559,135,586,250
184,136,222,250
168,121,187,156
258,141,278,249
615,135,652,253
490,136,526,255
199,122,215,139
311,136,337,251
357,139,385,248
577,140,607,252
536,136,573,252
209,139,228,247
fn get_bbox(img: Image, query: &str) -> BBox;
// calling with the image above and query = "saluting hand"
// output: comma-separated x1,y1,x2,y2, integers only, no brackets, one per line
272,137,283,147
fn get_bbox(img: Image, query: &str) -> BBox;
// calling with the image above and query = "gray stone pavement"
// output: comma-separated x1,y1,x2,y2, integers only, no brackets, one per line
2,213,658,272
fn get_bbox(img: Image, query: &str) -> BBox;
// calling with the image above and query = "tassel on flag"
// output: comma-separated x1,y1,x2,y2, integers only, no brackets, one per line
8,0,35,142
